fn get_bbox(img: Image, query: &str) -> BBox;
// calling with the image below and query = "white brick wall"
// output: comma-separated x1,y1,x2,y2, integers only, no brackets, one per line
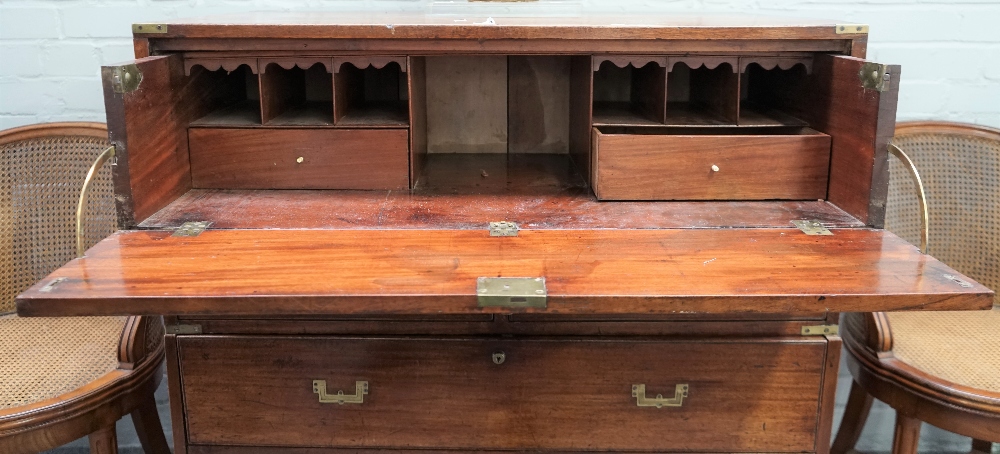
1,0,998,130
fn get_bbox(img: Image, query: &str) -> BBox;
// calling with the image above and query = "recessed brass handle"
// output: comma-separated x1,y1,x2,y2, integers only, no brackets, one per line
632,384,689,408
313,380,368,405
888,142,929,254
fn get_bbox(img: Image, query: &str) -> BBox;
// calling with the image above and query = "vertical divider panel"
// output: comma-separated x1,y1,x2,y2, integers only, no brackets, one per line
409,56,427,187
666,57,739,125
259,60,305,124
569,55,594,185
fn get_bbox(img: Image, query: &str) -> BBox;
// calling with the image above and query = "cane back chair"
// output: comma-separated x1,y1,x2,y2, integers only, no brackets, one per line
0,122,169,454
832,121,1000,454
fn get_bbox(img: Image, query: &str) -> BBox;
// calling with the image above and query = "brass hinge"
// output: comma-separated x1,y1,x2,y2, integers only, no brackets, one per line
132,23,168,34
489,221,518,237
836,24,869,35
172,221,211,237
859,62,891,92
801,324,839,336
477,277,547,308
110,64,142,94
792,220,832,236
165,324,203,335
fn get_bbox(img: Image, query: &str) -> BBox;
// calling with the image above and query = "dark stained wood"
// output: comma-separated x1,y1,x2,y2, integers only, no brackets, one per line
177,315,825,336
830,379,875,454
815,335,842,454
136,188,865,230
568,55,593,183
164,335,188,454
133,38,149,59
179,336,826,451
188,128,409,190
593,127,831,200
138,13,861,41
16,228,993,317
407,56,427,186
689,61,740,124
972,439,994,453
259,62,305,123
154,38,854,55
101,54,204,226
755,54,899,227
333,59,407,126
129,394,170,454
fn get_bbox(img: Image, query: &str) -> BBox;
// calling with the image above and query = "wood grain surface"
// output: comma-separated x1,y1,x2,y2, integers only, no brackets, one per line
136,188,865,230
136,13,861,41
188,128,409,190
16,228,993,316
594,127,831,200
178,336,827,452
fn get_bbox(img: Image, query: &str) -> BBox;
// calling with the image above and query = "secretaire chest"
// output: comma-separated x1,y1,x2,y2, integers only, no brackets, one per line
16,13,992,454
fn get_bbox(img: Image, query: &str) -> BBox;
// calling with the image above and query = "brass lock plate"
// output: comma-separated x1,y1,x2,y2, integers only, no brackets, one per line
172,221,212,237
477,277,547,308
859,62,890,92
111,64,142,93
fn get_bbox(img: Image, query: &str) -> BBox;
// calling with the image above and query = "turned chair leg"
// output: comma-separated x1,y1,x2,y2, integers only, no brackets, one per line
971,438,993,454
88,424,119,454
891,413,922,454
131,391,171,454
830,379,874,454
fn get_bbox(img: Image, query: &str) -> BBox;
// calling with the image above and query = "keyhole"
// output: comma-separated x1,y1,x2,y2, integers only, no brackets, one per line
492,352,506,365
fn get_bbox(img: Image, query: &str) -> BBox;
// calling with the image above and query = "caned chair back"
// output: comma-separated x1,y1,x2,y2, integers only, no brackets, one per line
0,123,116,314
887,122,1000,306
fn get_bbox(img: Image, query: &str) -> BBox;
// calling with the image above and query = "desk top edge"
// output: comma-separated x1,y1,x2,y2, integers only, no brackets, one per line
134,13,865,40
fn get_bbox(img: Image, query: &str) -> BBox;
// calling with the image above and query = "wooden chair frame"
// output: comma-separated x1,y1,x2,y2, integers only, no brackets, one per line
0,122,169,454
832,121,1000,454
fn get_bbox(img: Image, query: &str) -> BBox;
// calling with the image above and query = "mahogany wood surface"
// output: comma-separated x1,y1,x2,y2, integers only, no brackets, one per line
136,13,863,41
407,56,427,185
178,336,827,452
188,128,409,190
16,228,992,317
593,127,831,200
101,54,201,227
770,54,899,227
136,188,866,230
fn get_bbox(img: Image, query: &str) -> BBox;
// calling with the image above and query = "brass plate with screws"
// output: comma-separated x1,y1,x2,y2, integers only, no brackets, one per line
801,325,839,336
859,62,890,92
111,64,142,94
835,24,869,34
489,221,519,237
132,23,168,34
172,221,212,237
792,220,833,236
477,277,547,308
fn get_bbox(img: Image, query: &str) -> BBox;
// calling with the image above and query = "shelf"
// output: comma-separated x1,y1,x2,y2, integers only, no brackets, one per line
663,102,734,127
266,102,334,127
335,102,409,127
592,102,663,126
190,100,261,127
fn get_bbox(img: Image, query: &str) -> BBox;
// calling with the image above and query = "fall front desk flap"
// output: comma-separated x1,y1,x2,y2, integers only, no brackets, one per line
15,228,993,317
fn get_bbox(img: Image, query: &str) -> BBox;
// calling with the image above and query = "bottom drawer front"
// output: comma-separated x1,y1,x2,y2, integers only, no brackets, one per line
180,337,826,451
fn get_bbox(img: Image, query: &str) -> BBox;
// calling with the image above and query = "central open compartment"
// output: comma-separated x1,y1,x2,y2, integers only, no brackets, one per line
412,55,588,193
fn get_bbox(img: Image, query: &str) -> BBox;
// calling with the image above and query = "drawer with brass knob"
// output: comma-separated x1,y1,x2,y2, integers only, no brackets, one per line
178,336,830,452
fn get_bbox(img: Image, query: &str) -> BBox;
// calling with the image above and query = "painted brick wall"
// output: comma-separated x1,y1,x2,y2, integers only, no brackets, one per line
1,0,998,130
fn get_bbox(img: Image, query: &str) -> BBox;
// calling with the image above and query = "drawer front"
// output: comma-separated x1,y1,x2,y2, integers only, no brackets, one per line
188,128,409,190
594,129,831,200
180,337,826,452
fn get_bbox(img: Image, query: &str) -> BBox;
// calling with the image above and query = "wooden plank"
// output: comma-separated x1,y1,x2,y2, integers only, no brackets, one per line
259,62,304,124
179,336,825,451
408,56,427,187
101,54,207,227
137,189,866,230
16,228,993,316
138,13,856,41
594,128,831,200
188,128,409,190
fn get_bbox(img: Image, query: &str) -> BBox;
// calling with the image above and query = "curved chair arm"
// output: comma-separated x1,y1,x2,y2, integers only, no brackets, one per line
117,316,164,370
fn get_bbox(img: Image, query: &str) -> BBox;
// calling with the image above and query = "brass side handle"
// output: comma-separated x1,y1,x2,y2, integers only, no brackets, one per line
76,145,116,257
888,142,929,254
632,383,689,408
313,380,368,405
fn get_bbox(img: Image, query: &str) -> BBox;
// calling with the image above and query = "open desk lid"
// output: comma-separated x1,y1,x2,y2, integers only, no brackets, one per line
16,228,993,317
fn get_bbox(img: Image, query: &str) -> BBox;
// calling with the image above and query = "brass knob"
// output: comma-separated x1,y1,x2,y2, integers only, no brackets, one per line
492,352,506,365
711,165,720,172
296,156,304,163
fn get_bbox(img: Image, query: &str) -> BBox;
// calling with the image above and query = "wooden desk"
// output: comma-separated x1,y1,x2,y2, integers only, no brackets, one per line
17,14,993,453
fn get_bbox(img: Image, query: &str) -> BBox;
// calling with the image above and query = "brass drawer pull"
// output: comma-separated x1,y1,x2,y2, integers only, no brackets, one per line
632,384,689,408
313,380,368,405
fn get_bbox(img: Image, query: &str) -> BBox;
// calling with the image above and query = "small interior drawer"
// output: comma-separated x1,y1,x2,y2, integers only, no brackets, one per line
180,336,826,452
188,128,409,190
593,126,832,201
